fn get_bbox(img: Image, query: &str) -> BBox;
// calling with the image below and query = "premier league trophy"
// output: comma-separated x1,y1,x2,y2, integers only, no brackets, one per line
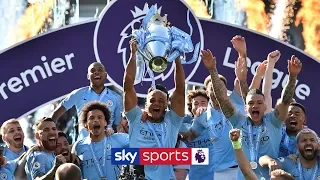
132,4,200,87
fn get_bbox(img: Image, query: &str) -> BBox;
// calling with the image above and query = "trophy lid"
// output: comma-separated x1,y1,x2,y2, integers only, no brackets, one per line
149,11,170,27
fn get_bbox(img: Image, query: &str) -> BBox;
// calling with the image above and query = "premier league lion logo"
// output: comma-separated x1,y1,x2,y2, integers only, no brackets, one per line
195,149,206,163
94,0,204,97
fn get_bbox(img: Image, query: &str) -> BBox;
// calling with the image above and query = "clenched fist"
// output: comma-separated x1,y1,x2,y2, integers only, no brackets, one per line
267,50,281,64
130,37,138,54
54,154,67,168
288,55,302,76
231,35,247,57
229,128,241,141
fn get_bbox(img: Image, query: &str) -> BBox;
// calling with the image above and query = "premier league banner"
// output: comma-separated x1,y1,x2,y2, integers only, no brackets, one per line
0,0,318,132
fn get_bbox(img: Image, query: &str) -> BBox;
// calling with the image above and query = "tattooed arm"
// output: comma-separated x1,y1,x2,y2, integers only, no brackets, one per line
235,57,249,104
274,55,302,121
201,49,236,118
239,79,249,105
231,35,249,103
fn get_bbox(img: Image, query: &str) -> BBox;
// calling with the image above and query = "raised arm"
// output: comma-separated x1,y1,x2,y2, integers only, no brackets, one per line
170,57,185,117
51,106,67,123
231,35,247,60
249,60,267,90
201,49,235,118
181,107,207,142
230,129,258,180
232,35,248,99
235,57,249,103
274,55,302,120
263,50,281,114
123,38,138,112
51,89,80,124
233,78,242,96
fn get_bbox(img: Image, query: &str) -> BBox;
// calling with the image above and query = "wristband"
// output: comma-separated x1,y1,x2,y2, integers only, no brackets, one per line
232,140,241,150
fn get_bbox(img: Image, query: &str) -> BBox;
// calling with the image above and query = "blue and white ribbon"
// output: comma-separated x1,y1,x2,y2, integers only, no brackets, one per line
131,5,201,88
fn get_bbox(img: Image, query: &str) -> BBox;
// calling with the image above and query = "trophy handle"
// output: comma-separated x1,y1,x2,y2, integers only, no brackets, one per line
137,48,151,62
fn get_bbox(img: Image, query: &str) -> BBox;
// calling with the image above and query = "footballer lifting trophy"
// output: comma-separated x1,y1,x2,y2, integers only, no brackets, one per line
132,4,200,86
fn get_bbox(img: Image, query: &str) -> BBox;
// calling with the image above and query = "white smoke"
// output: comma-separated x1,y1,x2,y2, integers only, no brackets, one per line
213,0,245,25
69,0,79,24
0,0,26,51
269,0,287,38
0,0,80,51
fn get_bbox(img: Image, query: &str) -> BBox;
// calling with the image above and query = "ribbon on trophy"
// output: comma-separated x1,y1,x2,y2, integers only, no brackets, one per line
131,4,201,89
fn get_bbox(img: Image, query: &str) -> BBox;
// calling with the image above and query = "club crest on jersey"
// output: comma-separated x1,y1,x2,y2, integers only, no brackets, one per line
107,144,112,151
0,173,7,180
278,157,285,162
106,100,113,107
33,162,41,170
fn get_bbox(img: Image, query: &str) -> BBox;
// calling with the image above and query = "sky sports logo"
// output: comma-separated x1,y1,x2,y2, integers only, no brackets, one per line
111,148,209,165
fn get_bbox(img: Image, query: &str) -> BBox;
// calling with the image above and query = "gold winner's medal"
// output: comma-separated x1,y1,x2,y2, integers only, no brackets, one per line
250,161,258,169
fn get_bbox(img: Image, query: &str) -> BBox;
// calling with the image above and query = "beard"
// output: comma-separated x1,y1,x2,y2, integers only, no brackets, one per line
42,140,57,151
286,127,300,136
300,148,318,160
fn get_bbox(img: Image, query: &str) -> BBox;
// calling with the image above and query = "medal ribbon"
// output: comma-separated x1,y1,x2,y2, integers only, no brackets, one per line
89,137,107,179
298,158,318,180
248,119,264,163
